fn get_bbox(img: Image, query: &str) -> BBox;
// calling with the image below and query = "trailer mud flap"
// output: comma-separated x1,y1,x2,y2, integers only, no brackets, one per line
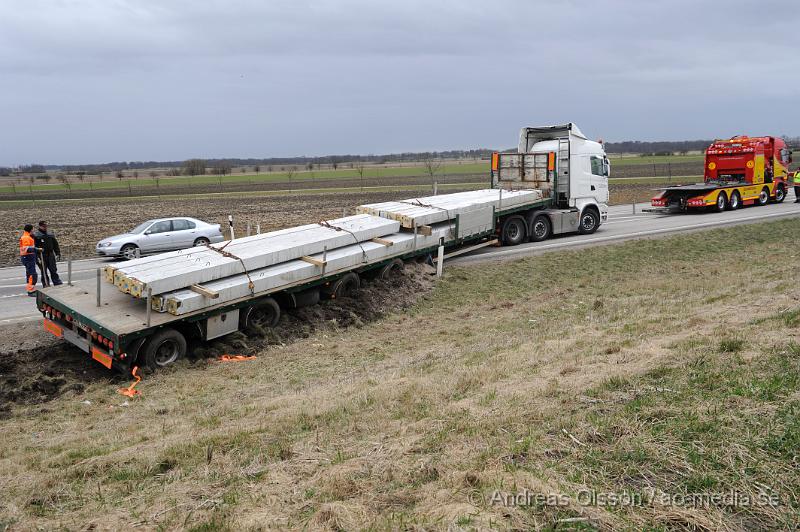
91,347,113,369
43,319,63,338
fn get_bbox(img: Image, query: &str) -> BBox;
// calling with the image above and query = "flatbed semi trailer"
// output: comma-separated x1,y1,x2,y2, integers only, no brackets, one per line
36,123,610,373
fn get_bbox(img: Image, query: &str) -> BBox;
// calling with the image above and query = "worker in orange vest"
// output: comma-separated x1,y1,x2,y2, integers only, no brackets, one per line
19,224,38,297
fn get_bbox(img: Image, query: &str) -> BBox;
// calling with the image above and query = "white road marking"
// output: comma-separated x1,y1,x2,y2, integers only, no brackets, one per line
464,209,800,261
0,316,41,324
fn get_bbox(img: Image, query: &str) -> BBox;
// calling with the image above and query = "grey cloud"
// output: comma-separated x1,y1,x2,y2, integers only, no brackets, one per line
0,0,798,165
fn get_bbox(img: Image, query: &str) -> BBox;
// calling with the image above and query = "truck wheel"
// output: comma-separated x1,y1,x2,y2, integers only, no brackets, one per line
501,216,527,246
241,297,280,329
729,191,741,210
379,259,404,280
714,192,728,212
120,244,139,260
142,328,186,370
325,272,360,299
775,185,786,203
757,187,770,206
529,215,552,242
578,209,599,235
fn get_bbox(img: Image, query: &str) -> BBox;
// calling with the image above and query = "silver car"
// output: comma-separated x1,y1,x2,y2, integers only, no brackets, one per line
96,217,225,260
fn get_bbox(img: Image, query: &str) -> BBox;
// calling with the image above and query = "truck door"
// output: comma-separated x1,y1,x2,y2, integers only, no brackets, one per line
589,155,610,203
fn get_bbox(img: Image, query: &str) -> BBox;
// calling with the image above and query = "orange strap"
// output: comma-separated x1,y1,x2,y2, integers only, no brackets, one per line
219,354,256,362
118,366,142,397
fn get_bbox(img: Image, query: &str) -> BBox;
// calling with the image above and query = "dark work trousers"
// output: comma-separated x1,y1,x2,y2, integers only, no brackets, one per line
43,252,62,285
794,186,800,202
21,254,38,292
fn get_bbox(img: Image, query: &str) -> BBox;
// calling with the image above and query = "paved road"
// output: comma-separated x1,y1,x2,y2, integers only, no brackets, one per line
2,197,799,324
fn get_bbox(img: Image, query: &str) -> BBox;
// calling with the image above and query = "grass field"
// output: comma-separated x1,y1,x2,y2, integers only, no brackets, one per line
0,163,489,195
1,219,798,530
607,154,705,166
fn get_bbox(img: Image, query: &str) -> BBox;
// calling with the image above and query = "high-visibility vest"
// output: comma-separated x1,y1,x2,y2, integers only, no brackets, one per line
794,171,800,184
19,231,35,256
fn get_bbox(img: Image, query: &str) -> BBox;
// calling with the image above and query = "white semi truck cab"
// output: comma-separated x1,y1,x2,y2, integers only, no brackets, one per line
491,123,610,241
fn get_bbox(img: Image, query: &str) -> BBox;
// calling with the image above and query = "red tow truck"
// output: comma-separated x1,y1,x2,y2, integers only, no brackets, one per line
650,136,792,212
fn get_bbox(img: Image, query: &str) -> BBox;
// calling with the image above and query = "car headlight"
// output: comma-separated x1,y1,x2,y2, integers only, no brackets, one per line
99,242,113,247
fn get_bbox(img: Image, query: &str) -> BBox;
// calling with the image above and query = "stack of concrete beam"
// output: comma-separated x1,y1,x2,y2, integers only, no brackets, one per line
155,222,454,315
358,189,542,228
106,215,400,298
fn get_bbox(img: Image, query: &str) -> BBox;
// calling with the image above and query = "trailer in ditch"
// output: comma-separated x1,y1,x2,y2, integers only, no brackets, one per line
36,123,610,373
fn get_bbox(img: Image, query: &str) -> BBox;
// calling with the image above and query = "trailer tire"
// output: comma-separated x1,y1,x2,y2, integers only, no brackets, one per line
729,191,741,210
142,328,186,370
757,187,770,206
714,192,728,212
529,215,552,242
325,272,360,299
240,297,281,329
775,185,786,203
120,244,139,260
379,259,404,280
501,215,527,246
578,208,600,235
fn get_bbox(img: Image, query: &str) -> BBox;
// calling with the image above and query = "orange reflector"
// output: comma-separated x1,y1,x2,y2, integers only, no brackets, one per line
91,346,112,369
219,354,257,362
548,152,555,171
491,152,499,171
118,366,141,398
43,319,63,338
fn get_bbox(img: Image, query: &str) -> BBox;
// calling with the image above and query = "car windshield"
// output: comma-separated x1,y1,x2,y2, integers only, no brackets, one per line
129,221,154,234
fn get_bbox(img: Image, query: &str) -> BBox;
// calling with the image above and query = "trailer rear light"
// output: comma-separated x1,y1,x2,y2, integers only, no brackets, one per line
108,341,114,349
65,315,72,322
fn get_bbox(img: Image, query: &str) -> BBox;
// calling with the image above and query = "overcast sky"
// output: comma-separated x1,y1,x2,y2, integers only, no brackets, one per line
1,0,797,165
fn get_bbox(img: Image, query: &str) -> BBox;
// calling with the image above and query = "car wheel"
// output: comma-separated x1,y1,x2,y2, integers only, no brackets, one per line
120,244,139,260
775,185,786,203
578,208,600,234
142,329,186,370
757,187,770,206
193,237,210,246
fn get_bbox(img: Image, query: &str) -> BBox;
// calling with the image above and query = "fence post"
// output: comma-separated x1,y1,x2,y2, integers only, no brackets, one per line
96,269,101,307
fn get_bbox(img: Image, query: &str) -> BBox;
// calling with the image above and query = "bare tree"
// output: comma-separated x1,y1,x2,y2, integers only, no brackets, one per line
166,167,181,177
132,171,139,179
212,162,232,176
115,170,124,181
355,163,366,193
182,159,206,176
332,161,339,171
149,170,158,179
423,157,442,188
254,165,261,174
